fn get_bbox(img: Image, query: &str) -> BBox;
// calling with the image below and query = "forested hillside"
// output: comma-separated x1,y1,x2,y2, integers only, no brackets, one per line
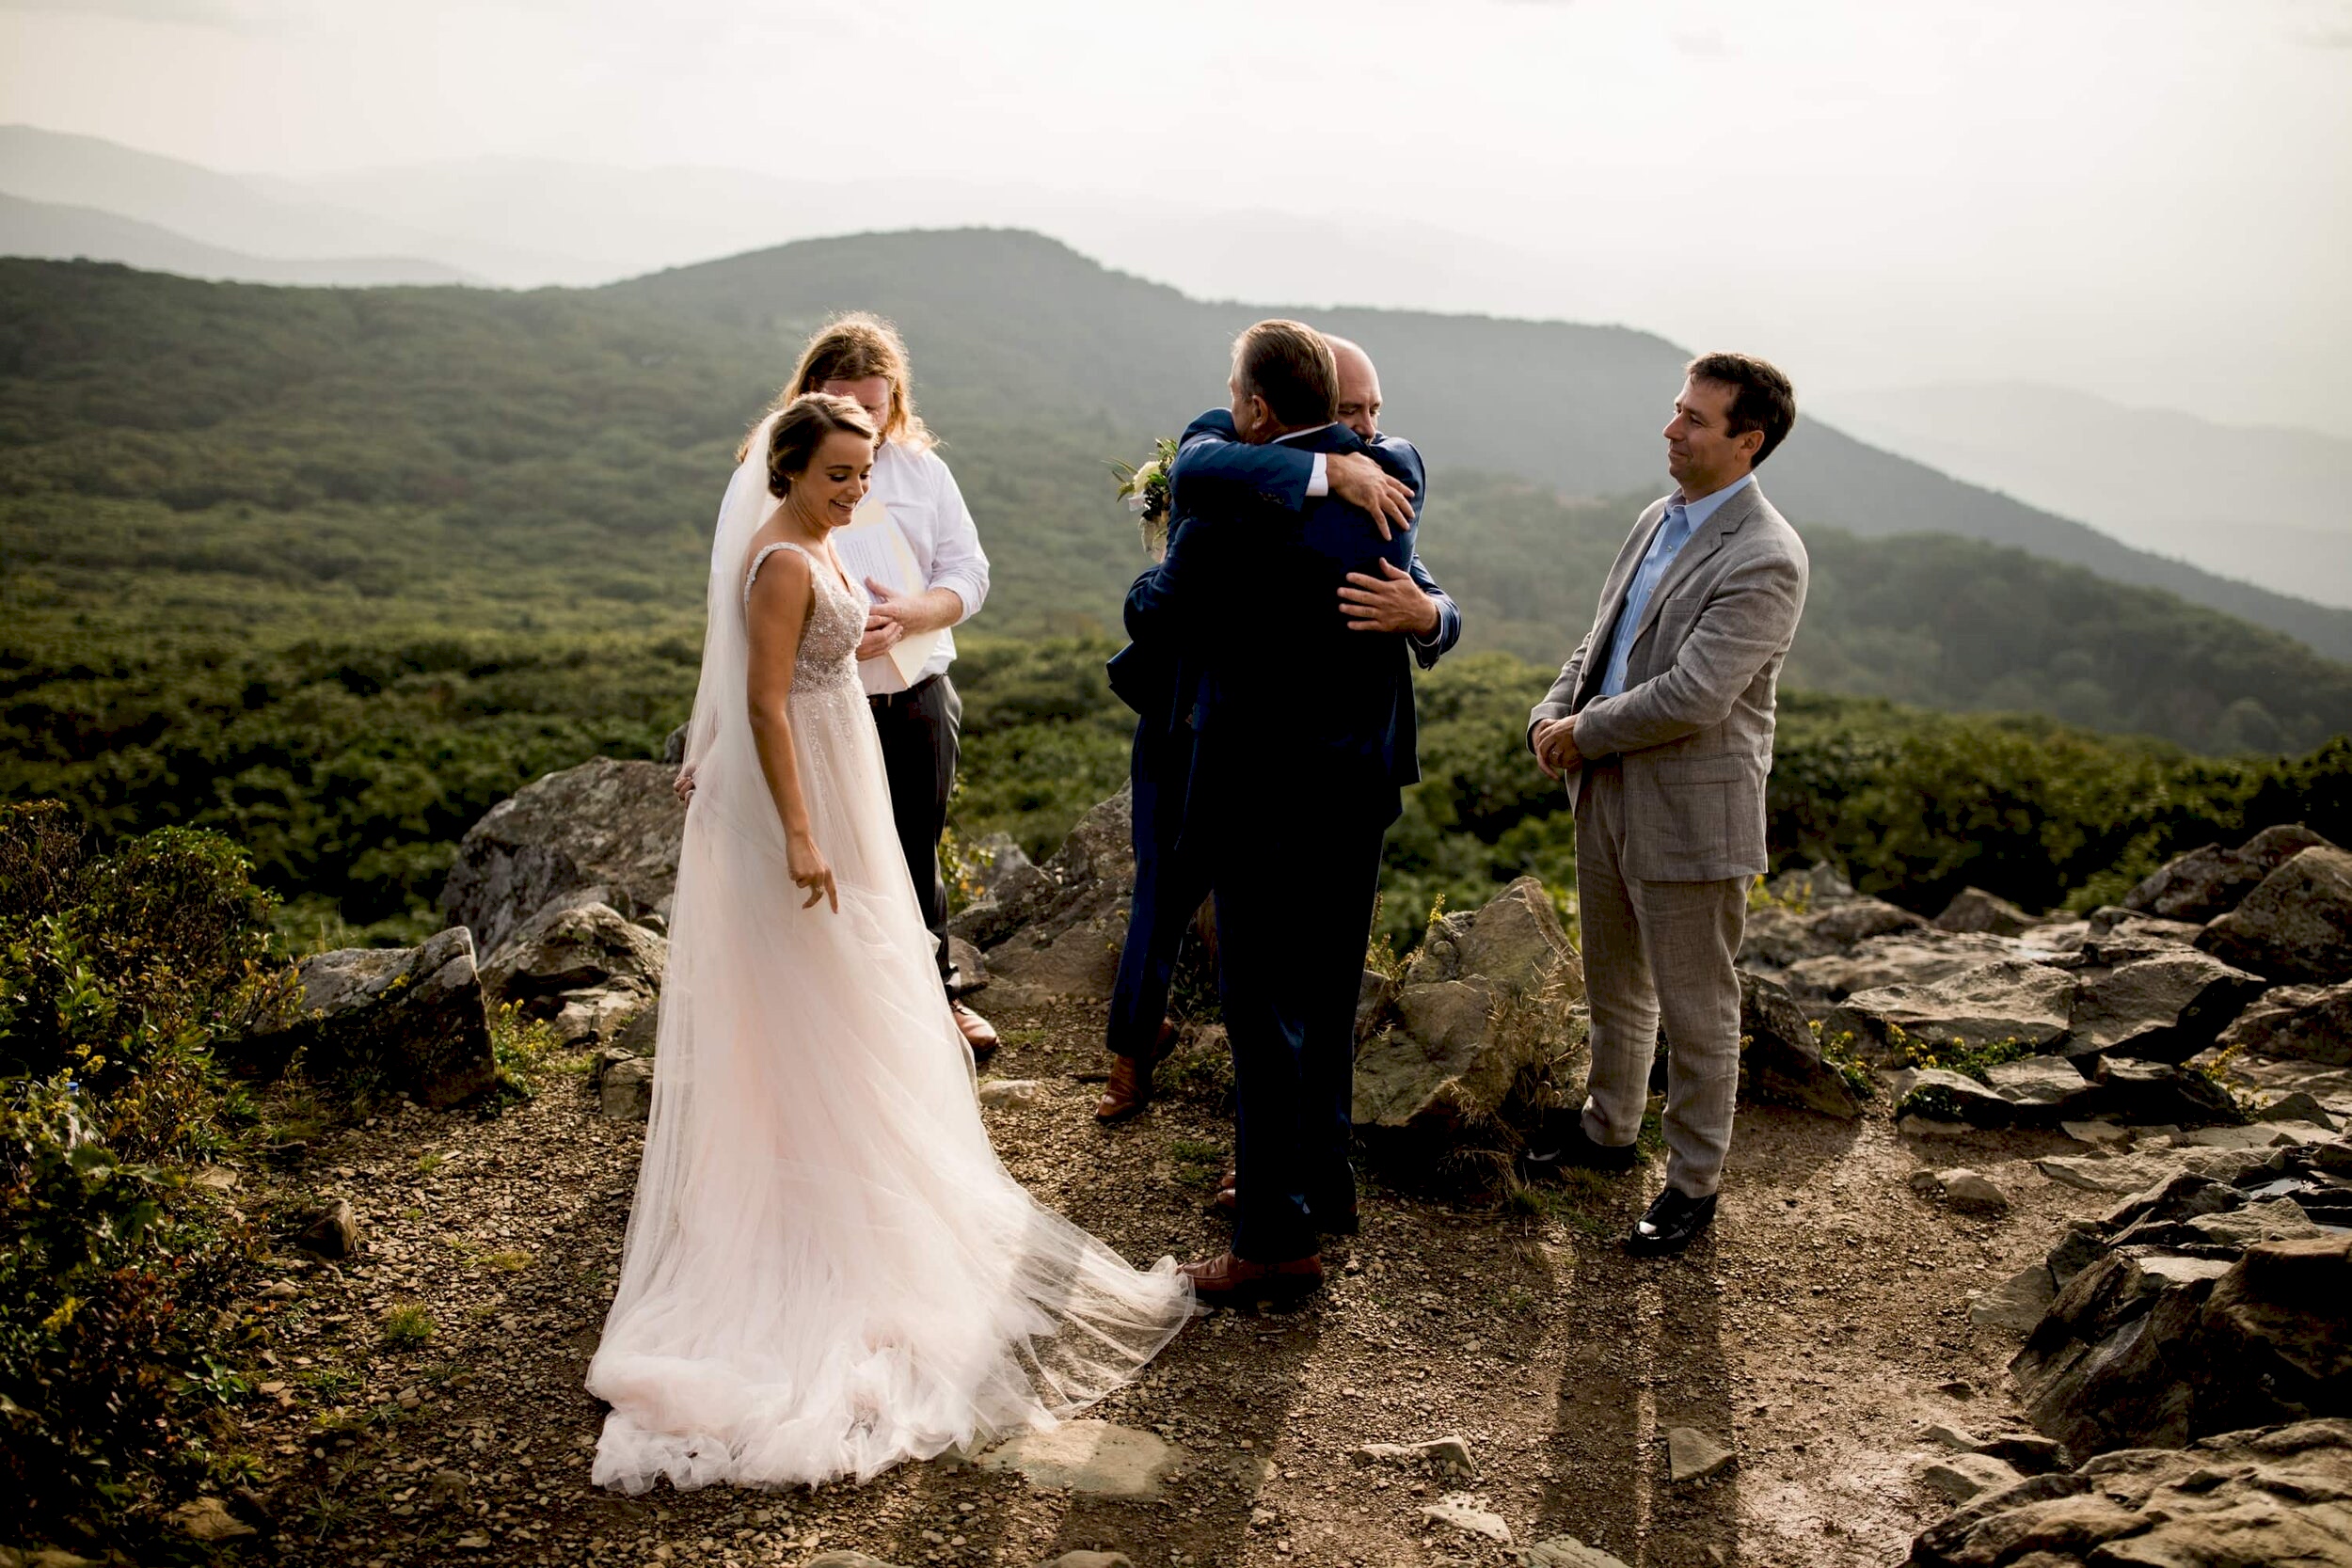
7,246,2352,942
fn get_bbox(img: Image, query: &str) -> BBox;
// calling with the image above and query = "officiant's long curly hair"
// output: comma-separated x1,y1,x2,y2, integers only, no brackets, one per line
743,311,936,457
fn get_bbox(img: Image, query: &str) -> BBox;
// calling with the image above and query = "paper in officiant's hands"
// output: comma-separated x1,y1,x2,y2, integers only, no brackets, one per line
832,496,945,686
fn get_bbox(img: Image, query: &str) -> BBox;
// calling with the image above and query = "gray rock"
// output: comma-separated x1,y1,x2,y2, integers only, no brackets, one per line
1974,1433,2065,1473
167,1497,257,1542
2011,1236,2351,1458
946,935,990,996
610,999,660,1056
1740,895,1926,970
1968,1264,2054,1335
440,757,687,958
1357,878,1583,1133
976,1078,1042,1109
1352,1433,1475,1477
1518,1538,1632,1568
1738,970,1867,1117
1896,1068,2018,1128
2122,822,2333,924
1038,1555,1135,1568
1825,959,2077,1062
977,1419,1181,1497
1422,1493,1513,1543
1982,1055,2099,1122
961,791,1136,1003
807,1555,913,1568
2085,905,2205,944
547,985,649,1049
1921,1451,2024,1503
599,1055,654,1121
2181,1196,2323,1247
2058,1117,2133,1148
1356,967,1399,1042
1934,887,2035,937
235,927,496,1107
1765,859,1854,905
2089,1057,2243,1128
1665,1426,1734,1482
2257,1089,2340,1128
1781,930,2026,1003
1910,1418,2352,1568
2217,979,2352,1065
2066,949,2265,1063
293,1196,358,1259
2198,844,2352,984
1941,1169,2012,1216
481,900,666,1010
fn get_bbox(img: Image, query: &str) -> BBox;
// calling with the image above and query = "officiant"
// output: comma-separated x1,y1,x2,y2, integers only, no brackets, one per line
786,312,999,1057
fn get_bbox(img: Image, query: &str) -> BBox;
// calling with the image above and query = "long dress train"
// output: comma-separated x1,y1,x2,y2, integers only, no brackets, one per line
586,516,1193,1493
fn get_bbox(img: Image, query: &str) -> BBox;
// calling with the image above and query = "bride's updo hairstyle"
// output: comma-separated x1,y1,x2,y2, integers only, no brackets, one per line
763,393,878,500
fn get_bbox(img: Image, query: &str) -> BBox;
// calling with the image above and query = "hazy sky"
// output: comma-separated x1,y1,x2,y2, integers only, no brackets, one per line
4,0,2349,432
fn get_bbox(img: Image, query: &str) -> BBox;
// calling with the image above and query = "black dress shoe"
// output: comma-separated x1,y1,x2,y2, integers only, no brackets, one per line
1627,1186,1717,1256
1520,1113,1639,1178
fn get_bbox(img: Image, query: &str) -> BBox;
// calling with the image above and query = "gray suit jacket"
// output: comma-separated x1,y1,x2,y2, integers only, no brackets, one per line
1529,481,1809,882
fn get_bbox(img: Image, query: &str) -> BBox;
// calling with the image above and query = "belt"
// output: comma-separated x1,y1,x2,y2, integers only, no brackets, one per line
868,673,943,711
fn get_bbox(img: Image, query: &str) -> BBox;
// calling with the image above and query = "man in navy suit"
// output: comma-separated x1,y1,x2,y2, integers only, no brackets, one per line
1096,337,1457,1123
1124,322,1460,1301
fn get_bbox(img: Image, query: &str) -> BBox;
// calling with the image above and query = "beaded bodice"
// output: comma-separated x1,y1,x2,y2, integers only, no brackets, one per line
744,541,863,701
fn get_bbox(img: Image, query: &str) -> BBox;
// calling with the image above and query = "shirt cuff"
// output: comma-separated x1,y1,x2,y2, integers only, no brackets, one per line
1306,452,1328,498
929,570,988,626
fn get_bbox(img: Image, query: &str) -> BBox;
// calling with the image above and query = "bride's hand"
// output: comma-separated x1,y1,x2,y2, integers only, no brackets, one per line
787,831,839,912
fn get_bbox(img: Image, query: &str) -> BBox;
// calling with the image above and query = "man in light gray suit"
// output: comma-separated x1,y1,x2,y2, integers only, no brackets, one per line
1527,353,1807,1255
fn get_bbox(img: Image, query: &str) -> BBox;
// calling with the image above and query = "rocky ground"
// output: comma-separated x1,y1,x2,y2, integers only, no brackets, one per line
199,993,2142,1568
106,771,2349,1568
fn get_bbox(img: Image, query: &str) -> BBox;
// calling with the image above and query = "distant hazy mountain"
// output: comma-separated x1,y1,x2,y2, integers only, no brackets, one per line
1820,383,2352,610
0,192,474,286
0,125,573,284
8,238,2352,754
613,230,2352,664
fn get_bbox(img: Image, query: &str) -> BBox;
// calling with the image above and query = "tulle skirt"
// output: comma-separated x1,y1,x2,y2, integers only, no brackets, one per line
586,685,1194,1492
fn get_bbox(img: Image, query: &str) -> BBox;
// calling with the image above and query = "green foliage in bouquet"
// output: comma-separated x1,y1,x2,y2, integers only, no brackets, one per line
1111,436,1180,556
0,801,288,1545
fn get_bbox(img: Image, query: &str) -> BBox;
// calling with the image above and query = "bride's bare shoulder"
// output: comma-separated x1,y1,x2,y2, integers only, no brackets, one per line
743,537,815,602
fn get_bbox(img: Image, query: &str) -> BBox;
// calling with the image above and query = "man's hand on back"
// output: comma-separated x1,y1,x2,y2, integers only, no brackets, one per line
1340,560,1441,637
1326,451,1414,541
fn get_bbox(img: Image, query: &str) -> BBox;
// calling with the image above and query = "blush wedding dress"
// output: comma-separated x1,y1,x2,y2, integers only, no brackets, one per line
586,420,1194,1493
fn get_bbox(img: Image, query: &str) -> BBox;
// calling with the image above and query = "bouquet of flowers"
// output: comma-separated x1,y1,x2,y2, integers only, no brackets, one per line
1112,436,1180,558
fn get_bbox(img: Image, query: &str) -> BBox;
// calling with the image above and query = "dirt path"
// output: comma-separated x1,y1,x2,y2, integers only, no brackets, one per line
224,994,2101,1568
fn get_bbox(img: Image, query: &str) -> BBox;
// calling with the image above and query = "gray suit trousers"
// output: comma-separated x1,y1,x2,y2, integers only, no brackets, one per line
1576,762,1747,1198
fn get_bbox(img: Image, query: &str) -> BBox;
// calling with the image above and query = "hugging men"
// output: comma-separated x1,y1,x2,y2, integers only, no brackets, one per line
1112,323,1461,1301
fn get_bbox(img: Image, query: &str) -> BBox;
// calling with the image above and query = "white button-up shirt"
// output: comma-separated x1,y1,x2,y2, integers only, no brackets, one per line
859,438,992,696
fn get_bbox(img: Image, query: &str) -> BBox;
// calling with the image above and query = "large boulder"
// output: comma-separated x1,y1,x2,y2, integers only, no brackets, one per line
2065,949,2266,1063
1356,878,1583,1133
960,789,1137,1004
481,899,667,1010
2198,844,2352,984
1739,895,1925,971
1909,1418,2352,1568
1824,959,2077,1061
440,758,685,958
2217,980,2352,1066
1781,930,2027,1004
2122,822,2333,924
1933,887,2035,937
1736,971,1865,1118
235,927,496,1107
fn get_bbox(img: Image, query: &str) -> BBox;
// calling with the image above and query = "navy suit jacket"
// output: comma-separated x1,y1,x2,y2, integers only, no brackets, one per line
1120,411,1457,820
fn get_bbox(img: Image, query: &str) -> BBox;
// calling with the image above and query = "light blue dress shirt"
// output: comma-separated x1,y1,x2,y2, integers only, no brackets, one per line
1596,473,1755,697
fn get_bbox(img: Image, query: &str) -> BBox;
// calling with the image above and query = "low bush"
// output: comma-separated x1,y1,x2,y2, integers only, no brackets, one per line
0,800,290,1546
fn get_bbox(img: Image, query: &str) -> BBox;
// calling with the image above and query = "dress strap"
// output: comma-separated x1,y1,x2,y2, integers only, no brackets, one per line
743,541,818,610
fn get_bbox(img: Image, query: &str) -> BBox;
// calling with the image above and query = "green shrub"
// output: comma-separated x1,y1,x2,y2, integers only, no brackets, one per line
0,801,283,1545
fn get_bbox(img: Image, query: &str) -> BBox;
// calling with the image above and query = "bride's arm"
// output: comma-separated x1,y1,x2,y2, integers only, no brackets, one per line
744,549,839,912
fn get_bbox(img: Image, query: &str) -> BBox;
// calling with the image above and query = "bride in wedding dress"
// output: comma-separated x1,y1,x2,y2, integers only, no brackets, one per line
587,394,1194,1494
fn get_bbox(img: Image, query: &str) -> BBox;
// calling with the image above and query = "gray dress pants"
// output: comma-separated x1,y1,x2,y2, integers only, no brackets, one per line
1574,761,1748,1198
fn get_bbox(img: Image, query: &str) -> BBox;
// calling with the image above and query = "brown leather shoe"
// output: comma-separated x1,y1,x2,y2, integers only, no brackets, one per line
1093,1021,1179,1122
1180,1250,1324,1304
1212,1168,1239,1212
952,1002,999,1061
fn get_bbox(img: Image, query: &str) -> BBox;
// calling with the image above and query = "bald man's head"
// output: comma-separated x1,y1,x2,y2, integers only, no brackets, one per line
1326,336,1383,441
